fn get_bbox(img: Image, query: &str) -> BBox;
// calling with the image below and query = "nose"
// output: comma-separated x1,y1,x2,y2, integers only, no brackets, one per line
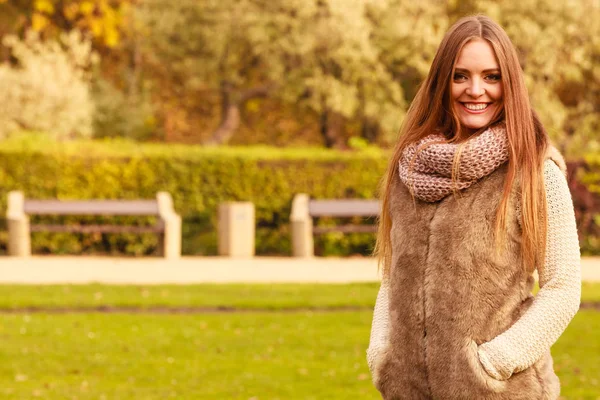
466,77,485,97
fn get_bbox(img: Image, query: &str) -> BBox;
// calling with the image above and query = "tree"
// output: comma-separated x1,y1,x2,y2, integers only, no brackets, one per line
366,0,449,141
472,0,600,158
135,0,418,146
0,30,96,139
27,0,131,48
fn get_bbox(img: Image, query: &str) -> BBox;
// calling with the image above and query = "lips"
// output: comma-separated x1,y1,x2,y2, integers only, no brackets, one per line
460,102,491,114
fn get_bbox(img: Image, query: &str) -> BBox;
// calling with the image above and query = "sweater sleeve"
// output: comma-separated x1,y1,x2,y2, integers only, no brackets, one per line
366,278,391,376
477,160,582,380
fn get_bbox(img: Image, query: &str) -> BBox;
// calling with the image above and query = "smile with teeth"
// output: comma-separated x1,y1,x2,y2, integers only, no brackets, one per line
462,103,490,111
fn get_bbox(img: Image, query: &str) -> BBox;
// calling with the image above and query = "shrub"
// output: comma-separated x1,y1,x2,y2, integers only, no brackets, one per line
574,153,600,255
91,77,158,141
0,134,598,257
0,30,96,140
0,134,387,256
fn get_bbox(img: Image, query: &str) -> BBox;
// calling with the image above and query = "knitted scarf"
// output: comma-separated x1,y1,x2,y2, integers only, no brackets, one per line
398,123,509,202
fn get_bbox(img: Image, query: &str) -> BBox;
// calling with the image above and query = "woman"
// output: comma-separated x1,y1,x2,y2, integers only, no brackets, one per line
366,15,581,400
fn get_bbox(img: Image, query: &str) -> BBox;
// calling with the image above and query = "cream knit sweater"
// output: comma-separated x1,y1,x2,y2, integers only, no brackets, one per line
367,160,582,381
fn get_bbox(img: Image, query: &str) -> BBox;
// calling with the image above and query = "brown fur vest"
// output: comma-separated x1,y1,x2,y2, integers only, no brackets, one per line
374,149,566,399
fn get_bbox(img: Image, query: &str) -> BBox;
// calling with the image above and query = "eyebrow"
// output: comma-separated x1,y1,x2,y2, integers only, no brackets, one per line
454,67,500,73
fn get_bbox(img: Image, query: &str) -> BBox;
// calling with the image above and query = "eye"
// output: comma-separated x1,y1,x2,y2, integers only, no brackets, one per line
486,74,501,82
453,73,467,82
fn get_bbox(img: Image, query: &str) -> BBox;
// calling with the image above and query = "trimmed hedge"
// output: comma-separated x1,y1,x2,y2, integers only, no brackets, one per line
578,153,600,255
0,132,598,256
0,133,387,256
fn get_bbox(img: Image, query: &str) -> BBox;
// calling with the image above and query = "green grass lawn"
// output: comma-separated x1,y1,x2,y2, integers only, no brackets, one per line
0,283,380,310
0,283,598,399
0,312,378,399
0,281,599,310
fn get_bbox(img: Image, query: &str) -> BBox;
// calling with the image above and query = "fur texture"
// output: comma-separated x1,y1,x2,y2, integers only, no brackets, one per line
375,149,564,399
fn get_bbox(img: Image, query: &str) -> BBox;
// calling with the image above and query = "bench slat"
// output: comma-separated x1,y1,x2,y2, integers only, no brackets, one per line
313,225,378,234
309,200,380,217
30,224,164,234
24,200,159,216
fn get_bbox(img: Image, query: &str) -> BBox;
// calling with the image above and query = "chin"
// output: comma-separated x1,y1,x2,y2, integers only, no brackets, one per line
462,120,491,130
458,113,498,132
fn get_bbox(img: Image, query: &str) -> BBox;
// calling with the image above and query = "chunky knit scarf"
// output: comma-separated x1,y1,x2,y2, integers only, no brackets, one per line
398,124,509,202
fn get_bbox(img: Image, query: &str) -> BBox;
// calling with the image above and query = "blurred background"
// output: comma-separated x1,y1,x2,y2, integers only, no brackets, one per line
0,1,599,399
0,0,598,258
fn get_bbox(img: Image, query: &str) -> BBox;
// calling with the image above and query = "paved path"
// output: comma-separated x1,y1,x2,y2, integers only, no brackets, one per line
1,256,599,284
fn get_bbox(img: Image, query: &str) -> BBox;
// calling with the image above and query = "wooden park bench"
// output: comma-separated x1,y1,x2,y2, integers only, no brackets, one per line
290,193,380,257
6,191,181,259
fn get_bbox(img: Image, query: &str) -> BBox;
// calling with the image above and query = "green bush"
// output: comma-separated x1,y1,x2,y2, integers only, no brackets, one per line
91,78,158,141
0,132,387,256
0,132,598,256
578,152,600,256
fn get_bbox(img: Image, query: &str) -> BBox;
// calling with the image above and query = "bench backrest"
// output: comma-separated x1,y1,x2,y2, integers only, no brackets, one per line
308,199,380,218
23,200,160,216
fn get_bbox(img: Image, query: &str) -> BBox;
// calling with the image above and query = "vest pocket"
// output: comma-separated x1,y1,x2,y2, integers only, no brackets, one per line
467,339,547,398
467,339,507,390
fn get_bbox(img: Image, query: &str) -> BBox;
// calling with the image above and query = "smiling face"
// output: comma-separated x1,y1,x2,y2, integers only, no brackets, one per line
451,38,503,136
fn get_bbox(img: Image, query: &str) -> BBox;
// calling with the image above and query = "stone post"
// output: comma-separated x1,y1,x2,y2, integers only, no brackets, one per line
290,193,313,257
7,191,31,257
157,192,182,259
218,202,255,257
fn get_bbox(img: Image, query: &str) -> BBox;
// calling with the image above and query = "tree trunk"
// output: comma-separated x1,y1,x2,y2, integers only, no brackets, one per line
206,82,274,145
361,118,380,143
321,110,346,149
205,81,239,145
207,104,241,145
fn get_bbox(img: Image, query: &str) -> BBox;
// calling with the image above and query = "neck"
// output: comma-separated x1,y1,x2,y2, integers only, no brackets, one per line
451,125,479,143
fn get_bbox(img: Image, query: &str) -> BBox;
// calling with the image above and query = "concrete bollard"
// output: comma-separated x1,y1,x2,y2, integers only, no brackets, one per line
157,192,182,259
290,193,314,258
7,191,31,257
218,202,255,257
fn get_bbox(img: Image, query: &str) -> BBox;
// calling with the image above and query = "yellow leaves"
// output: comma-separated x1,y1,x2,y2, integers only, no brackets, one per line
100,3,123,47
118,1,131,15
246,99,261,113
90,19,103,37
34,0,54,14
81,0,125,48
31,0,129,48
31,13,50,32
63,3,80,20
31,0,55,32
80,1,95,16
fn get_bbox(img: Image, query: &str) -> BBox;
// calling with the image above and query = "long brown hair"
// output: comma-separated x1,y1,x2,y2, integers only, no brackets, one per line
374,15,549,278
